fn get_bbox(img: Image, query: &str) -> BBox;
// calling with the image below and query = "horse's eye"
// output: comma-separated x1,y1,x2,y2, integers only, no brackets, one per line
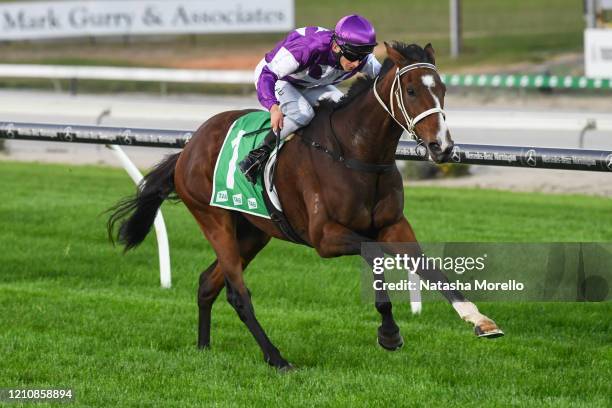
406,88,416,97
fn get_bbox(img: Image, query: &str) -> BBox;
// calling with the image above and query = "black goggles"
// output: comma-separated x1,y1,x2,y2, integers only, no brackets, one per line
338,42,375,62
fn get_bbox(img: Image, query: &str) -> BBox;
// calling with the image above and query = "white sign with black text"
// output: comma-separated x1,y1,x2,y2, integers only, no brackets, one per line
584,28,612,79
584,29,612,78
0,0,294,41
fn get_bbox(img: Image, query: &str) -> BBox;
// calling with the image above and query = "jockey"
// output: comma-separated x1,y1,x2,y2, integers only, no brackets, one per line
238,14,381,183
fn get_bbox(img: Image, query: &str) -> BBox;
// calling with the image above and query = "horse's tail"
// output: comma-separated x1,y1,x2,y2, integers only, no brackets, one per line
107,153,180,251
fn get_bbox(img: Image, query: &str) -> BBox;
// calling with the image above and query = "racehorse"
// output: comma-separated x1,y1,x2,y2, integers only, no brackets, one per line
108,42,503,371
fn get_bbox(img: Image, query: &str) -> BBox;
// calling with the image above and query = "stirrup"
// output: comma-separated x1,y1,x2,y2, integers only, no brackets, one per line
239,146,271,184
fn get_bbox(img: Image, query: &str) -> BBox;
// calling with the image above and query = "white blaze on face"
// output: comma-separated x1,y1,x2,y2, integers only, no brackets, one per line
421,75,451,151
421,75,435,88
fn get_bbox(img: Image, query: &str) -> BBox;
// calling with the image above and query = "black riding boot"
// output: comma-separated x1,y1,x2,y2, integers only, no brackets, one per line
238,130,277,184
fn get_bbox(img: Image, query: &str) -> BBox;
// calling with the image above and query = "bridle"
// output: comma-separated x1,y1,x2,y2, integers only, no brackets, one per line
373,62,445,141
300,62,446,174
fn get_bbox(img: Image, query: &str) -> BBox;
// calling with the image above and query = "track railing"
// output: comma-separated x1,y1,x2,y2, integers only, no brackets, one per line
2,121,611,294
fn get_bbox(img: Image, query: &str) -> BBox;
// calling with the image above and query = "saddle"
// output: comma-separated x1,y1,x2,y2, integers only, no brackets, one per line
210,111,308,245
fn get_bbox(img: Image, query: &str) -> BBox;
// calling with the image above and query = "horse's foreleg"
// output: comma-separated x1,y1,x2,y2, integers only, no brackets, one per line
314,222,403,350
365,244,404,350
379,217,503,338
373,289,404,350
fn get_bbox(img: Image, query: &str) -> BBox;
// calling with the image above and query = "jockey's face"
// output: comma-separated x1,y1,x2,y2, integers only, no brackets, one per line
332,42,362,71
340,55,361,71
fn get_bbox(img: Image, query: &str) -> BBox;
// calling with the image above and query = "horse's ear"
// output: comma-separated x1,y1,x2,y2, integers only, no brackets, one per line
424,43,436,65
384,41,408,66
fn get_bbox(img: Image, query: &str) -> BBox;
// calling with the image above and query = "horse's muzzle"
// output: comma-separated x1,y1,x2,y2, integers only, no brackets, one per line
428,142,454,164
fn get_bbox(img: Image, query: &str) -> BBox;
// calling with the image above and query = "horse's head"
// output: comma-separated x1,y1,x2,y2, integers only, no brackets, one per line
378,42,454,163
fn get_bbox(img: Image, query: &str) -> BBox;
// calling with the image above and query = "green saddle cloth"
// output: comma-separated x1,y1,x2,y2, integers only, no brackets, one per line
210,111,277,218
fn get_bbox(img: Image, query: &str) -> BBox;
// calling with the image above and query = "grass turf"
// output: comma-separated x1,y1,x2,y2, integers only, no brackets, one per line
0,161,610,407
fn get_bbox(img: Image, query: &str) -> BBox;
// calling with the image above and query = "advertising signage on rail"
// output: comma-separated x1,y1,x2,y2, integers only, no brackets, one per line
0,0,295,41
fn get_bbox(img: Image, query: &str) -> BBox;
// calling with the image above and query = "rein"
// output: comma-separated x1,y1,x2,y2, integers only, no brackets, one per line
301,132,395,174
299,100,395,174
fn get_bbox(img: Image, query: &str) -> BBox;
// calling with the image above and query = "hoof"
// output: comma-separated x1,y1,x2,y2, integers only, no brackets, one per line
197,343,211,350
475,320,504,339
377,326,404,351
266,356,293,371
277,363,296,373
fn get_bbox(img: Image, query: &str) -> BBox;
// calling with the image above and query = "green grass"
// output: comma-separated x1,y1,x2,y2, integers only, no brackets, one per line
0,161,610,407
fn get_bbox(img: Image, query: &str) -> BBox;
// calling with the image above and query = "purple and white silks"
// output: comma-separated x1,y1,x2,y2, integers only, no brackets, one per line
254,26,381,111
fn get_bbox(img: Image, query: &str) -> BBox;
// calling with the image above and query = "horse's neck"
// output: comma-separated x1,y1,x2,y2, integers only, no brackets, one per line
333,81,402,164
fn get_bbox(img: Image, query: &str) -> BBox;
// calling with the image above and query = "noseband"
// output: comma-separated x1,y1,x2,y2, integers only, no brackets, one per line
373,62,445,141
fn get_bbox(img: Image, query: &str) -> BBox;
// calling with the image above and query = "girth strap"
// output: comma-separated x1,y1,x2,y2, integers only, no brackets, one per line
260,175,310,246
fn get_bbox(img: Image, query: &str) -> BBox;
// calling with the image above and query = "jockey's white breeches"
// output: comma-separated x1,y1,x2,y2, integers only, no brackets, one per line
254,59,344,139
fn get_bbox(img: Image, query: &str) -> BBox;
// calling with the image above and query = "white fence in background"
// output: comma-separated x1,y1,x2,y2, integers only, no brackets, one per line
105,144,172,289
0,64,253,84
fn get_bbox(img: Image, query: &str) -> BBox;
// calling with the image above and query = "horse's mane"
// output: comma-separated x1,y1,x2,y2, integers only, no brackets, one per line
320,42,434,112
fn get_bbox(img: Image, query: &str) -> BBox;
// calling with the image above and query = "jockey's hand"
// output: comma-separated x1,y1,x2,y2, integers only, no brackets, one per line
270,104,283,134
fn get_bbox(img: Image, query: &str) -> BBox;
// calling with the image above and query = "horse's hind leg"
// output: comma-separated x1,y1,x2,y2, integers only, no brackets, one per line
223,276,291,370
192,207,289,369
197,219,271,349
195,217,272,351
197,260,222,349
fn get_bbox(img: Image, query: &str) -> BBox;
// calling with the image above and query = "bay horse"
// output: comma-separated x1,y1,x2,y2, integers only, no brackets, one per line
108,42,503,371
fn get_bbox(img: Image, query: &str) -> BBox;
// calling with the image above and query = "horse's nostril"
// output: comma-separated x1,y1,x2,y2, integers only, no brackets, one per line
429,142,441,152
